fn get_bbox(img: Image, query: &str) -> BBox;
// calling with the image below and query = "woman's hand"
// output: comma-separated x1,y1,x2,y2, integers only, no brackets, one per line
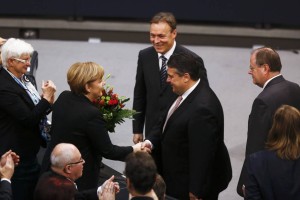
42,80,56,104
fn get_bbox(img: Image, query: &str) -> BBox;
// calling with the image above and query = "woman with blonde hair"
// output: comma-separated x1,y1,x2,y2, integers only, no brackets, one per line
245,105,300,199
42,62,145,191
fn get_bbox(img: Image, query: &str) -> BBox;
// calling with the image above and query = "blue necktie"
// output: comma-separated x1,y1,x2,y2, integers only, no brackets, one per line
160,55,167,87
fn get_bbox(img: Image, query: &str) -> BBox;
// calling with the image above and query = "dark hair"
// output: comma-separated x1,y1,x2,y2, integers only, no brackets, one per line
167,52,201,81
124,152,157,194
266,105,300,160
252,47,282,72
150,12,177,32
34,174,76,200
153,174,166,200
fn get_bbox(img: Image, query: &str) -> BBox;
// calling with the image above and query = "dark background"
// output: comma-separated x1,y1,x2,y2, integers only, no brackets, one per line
1,0,300,27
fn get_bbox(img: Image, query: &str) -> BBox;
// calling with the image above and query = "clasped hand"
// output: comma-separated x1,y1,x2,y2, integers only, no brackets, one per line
132,142,151,153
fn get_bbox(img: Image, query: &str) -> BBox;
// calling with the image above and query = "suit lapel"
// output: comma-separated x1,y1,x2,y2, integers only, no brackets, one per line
1,68,36,107
163,81,203,134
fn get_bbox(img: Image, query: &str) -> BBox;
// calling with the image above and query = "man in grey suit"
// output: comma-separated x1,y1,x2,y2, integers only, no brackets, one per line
132,12,208,144
142,52,232,200
237,47,300,196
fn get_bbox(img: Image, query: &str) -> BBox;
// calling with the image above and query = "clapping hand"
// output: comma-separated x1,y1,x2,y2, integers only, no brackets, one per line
0,150,19,180
42,80,56,104
98,175,119,200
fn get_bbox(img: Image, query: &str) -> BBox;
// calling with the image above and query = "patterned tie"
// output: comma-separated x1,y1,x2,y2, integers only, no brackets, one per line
160,55,167,87
163,96,183,131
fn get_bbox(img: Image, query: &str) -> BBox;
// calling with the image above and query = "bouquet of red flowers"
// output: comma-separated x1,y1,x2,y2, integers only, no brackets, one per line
93,83,137,133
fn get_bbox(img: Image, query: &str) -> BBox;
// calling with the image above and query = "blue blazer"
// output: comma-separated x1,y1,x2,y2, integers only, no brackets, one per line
245,150,300,200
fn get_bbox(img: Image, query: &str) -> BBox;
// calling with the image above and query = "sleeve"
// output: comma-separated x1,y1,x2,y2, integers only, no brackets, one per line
75,189,98,200
86,114,133,161
132,51,147,133
0,180,13,200
0,89,51,128
188,107,219,197
245,156,262,200
246,98,271,155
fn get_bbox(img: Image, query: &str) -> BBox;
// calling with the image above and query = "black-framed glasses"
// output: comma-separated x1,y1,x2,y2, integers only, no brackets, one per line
67,158,85,165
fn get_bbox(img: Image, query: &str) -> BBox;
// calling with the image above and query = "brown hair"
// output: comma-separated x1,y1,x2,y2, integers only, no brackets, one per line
266,105,300,160
252,47,282,72
150,12,177,32
67,62,104,95
153,174,166,200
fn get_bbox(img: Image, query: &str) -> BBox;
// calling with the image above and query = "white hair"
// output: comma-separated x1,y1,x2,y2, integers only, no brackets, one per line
50,143,78,168
1,38,34,68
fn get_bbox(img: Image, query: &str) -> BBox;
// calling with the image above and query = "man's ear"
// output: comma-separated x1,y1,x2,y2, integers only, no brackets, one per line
183,73,190,83
262,64,270,74
63,165,72,174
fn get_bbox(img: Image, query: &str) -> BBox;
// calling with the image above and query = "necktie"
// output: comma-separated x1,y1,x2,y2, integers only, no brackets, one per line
160,55,167,87
163,96,183,131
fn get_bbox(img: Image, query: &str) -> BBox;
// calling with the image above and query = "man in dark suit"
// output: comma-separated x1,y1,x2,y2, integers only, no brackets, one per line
0,150,19,200
237,47,300,196
132,12,208,144
142,52,232,200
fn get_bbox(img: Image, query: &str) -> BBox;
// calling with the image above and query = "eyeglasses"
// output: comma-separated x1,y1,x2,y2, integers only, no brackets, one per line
67,158,85,165
12,57,31,64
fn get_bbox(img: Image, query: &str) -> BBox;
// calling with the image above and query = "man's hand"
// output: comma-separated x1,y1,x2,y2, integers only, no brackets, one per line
98,181,116,200
0,151,16,180
132,142,151,153
98,175,120,200
141,140,152,151
189,192,202,200
133,133,143,144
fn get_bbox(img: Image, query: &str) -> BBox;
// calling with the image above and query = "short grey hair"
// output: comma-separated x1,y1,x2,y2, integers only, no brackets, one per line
50,143,78,169
1,38,34,68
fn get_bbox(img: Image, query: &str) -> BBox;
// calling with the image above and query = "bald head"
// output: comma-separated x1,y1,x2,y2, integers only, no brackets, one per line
50,143,84,182
50,143,80,168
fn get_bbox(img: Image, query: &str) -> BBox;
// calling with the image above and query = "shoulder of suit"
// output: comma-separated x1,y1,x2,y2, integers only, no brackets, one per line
140,46,156,54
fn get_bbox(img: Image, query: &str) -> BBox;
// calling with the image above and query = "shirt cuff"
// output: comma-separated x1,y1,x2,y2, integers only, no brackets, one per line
144,140,153,149
1,178,11,183
97,186,102,195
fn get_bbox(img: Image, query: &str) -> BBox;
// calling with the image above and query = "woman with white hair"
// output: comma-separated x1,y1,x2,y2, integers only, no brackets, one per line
0,38,56,200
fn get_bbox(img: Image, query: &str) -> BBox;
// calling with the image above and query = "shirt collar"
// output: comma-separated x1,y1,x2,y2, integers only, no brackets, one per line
263,74,281,89
157,41,176,60
181,79,200,101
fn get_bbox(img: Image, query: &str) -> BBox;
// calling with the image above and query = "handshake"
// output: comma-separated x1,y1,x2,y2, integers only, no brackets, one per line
131,141,152,153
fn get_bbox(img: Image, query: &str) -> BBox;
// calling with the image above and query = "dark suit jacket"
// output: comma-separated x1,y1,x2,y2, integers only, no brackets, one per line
0,67,51,159
237,75,300,196
131,197,154,200
132,44,207,136
245,150,300,200
35,170,98,200
0,180,12,200
148,81,232,200
41,91,133,191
